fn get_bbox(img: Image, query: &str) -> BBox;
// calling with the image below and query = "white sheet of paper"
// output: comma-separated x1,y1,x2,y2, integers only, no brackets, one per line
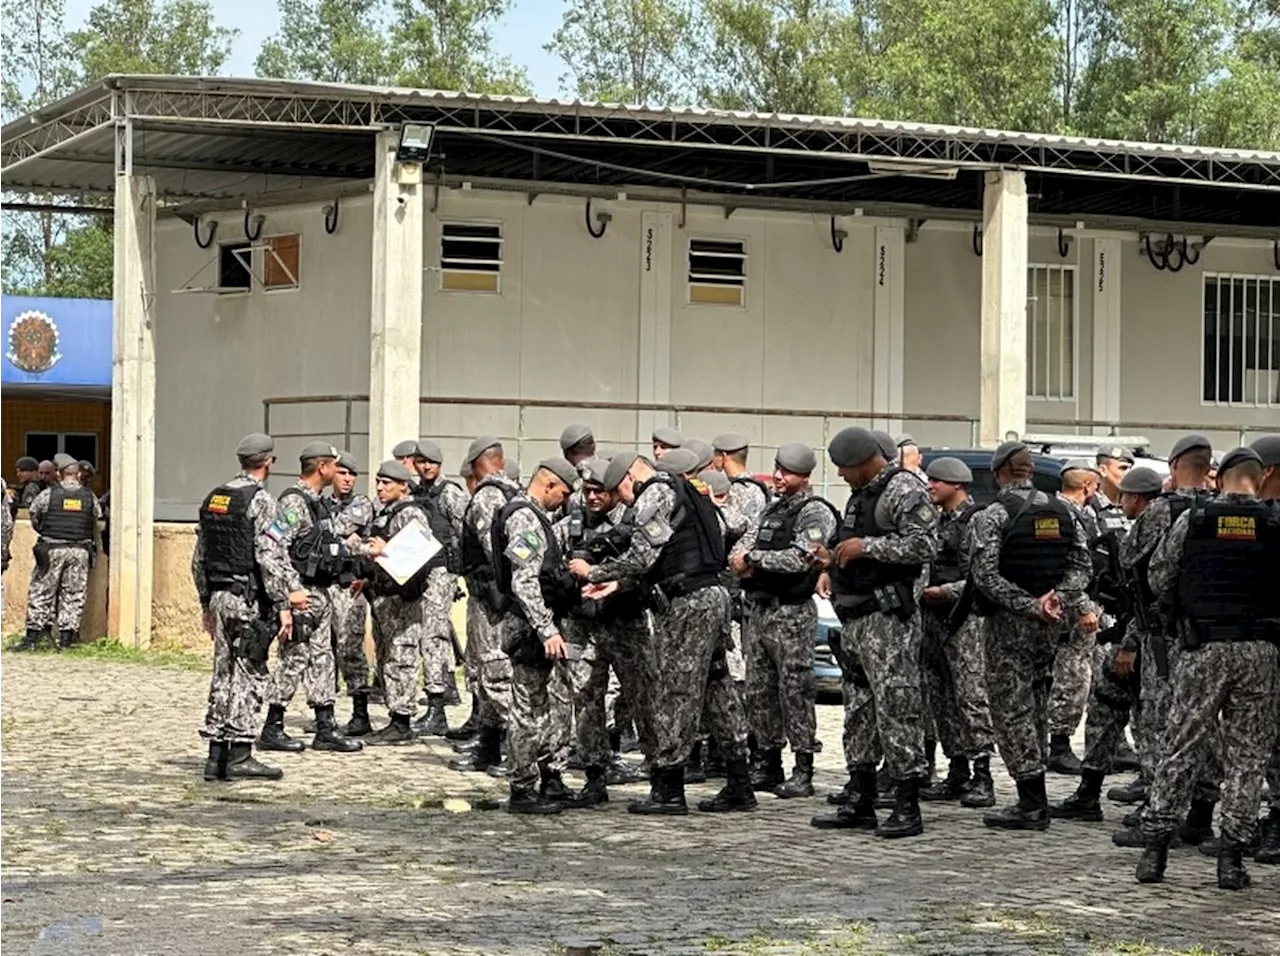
374,518,442,586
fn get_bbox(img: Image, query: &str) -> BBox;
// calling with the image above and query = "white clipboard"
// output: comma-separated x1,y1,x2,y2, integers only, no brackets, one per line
374,518,442,585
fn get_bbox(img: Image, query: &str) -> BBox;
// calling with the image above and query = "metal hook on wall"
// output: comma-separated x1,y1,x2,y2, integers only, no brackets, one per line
830,216,846,253
193,216,217,249
1057,228,1071,258
585,197,608,238
323,198,340,235
972,224,983,257
244,208,263,241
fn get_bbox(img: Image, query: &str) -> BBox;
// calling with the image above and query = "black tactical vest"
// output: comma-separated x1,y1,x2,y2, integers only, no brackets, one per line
199,483,259,580
993,490,1075,598
578,513,645,621
1176,497,1280,639
929,500,980,587
831,467,923,596
278,487,347,586
638,475,727,596
39,486,95,541
367,498,434,599
743,493,838,603
1088,511,1129,601
492,499,579,618
460,478,517,582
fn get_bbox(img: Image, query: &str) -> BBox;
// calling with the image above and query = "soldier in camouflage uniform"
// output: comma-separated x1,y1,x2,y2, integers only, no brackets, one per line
1137,447,1279,891
327,453,375,735
261,442,362,756
968,442,1093,832
1249,433,1280,865
809,428,938,839
2,478,14,575
21,454,101,651
193,433,299,781
730,442,837,799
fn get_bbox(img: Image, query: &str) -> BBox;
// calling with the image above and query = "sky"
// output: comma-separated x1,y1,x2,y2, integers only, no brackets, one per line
60,0,570,96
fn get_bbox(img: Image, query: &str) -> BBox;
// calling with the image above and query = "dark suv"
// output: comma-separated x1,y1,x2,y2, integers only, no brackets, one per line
919,448,1064,505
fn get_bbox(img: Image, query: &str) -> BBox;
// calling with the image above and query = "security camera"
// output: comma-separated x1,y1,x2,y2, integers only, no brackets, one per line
397,196,407,206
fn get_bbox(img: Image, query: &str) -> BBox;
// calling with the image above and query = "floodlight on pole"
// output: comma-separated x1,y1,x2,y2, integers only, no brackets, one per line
396,124,435,164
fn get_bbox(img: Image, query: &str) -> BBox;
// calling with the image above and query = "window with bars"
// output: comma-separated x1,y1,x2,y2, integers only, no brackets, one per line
688,238,747,306
1202,274,1280,406
1026,264,1075,400
440,221,502,292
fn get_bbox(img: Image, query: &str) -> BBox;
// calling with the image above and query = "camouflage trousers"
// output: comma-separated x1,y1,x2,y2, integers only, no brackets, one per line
370,592,425,717
743,596,817,754
329,583,369,695
201,590,270,743
920,608,995,761
507,655,572,791
1135,630,1221,800
650,586,747,769
267,586,335,710
1144,639,1279,843
465,595,513,730
839,607,928,780
563,613,654,768
417,570,459,699
983,611,1058,781
1081,643,1138,774
25,544,90,632
1048,619,1095,736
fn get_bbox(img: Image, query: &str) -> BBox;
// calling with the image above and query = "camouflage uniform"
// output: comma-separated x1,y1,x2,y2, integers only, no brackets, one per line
969,479,1092,780
1,479,13,574
462,475,521,729
416,479,469,704
25,478,102,634
328,489,374,694
834,465,939,781
1048,494,1103,738
193,473,293,743
1142,497,1280,843
732,488,838,755
721,475,768,683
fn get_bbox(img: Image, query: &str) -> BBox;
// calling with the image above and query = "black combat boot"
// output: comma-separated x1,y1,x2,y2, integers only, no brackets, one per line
344,692,372,737
540,765,594,809
1135,833,1171,883
1179,798,1216,846
1114,815,1180,849
1255,808,1280,864
445,698,480,741
924,738,938,783
826,773,859,805
1112,735,1142,773
1199,829,1259,857
629,766,689,815
56,629,77,651
448,725,502,771
874,781,898,810
364,711,414,746
312,704,363,753
1123,809,1142,828
698,757,758,813
750,747,784,791
258,704,305,752
774,752,815,799
703,738,727,779
984,774,1050,831
684,740,706,783
507,783,563,815
573,765,610,807
1218,838,1252,890
203,741,227,781
16,627,43,651
960,756,996,808
224,742,283,780
484,735,512,777
1047,733,1083,775
876,776,924,839
411,693,450,736
1051,767,1105,821
605,752,646,785
1107,775,1148,804
811,768,878,830
920,756,971,802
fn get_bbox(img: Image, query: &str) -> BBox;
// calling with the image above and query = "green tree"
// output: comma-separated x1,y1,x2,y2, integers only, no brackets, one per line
389,0,532,92
1198,0,1280,147
67,0,237,80
255,0,392,84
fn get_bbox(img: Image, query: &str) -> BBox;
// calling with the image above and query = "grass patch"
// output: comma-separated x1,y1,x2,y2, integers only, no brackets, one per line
3,635,208,670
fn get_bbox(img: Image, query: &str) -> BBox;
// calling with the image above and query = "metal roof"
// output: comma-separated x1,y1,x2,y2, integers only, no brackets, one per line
3,74,1279,234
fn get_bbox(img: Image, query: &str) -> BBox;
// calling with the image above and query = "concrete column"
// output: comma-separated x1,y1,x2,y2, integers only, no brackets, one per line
368,130,424,475
1090,237,1122,429
108,172,157,648
871,224,905,433
637,210,674,448
979,170,1029,446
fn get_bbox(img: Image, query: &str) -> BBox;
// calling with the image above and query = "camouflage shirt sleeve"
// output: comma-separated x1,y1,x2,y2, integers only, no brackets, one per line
251,488,296,606
191,527,209,607
1,482,12,556
750,496,838,573
469,485,510,561
332,495,375,538
439,482,470,538
1057,514,1093,615
504,506,559,640
861,473,940,565
587,481,676,583
722,481,767,540
1120,497,1171,569
1148,510,1191,597
729,515,760,562
28,488,51,531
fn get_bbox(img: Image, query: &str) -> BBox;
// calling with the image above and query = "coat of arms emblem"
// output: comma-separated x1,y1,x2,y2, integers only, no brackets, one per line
6,310,62,373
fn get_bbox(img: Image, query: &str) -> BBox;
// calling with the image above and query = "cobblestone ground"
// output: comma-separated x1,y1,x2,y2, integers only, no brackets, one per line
2,654,1277,956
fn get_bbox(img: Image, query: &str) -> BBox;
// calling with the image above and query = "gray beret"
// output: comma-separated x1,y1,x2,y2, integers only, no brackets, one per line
925,456,973,484
991,441,1029,472
872,430,898,459
597,450,617,462
699,469,730,495
559,422,594,451
1059,457,1100,477
828,427,881,468
336,451,359,473
236,432,275,457
580,457,611,486
464,435,502,466
603,452,640,491
15,456,38,470
78,460,95,476
1097,445,1135,464
1169,433,1211,461
656,447,700,475
299,440,338,462
53,452,77,470
1217,446,1263,476
652,426,684,448
684,438,714,471
776,441,817,475
1119,466,1163,495
712,432,749,454
377,460,413,483
416,440,443,464
459,460,473,480
1248,434,1280,467
537,456,580,490
504,459,521,481
895,433,916,448
392,439,420,459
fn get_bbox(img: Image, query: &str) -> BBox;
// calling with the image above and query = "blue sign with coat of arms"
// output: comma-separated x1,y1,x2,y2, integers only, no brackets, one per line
1,296,111,387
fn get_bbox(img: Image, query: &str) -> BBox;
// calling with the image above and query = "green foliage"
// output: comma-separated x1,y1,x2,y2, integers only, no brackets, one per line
255,0,392,84
67,0,238,81
389,0,531,92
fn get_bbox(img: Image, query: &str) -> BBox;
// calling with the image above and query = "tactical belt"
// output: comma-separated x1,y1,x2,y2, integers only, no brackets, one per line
745,590,813,609
660,572,722,600
831,594,880,621
208,574,256,599
1186,620,1280,646
44,538,93,550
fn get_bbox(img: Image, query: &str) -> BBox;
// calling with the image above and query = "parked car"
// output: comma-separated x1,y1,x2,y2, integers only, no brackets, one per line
919,447,1065,505
813,596,844,702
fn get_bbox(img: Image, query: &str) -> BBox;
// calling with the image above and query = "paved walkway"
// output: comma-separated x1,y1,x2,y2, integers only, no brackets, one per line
1,654,1276,956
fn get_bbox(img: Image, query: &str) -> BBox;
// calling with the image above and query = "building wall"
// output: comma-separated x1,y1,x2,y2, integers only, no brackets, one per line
1,398,111,495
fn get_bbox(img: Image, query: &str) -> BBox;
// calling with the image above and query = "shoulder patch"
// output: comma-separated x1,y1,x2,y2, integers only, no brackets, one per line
914,502,938,526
